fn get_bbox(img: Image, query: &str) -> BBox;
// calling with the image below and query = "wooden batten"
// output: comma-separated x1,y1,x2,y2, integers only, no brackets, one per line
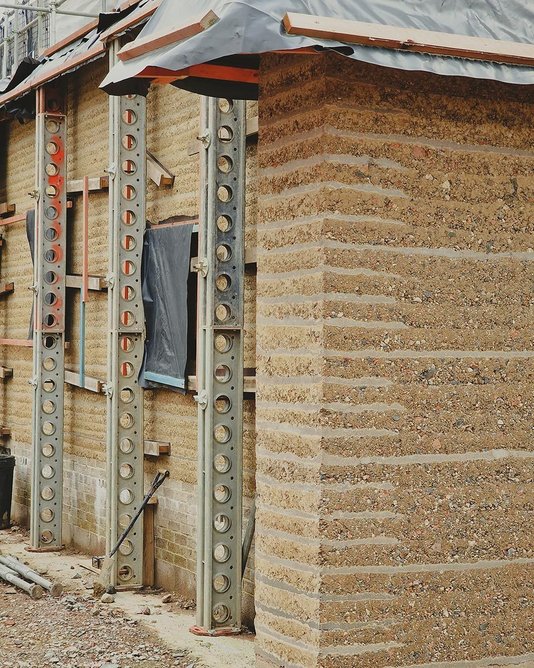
117,10,219,62
147,152,175,188
283,12,534,67
66,275,107,291
0,283,14,299
144,440,171,457
68,176,109,195
64,370,104,394
0,367,13,380
0,203,16,218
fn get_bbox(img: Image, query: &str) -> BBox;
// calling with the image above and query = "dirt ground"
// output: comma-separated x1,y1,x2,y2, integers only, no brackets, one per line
0,528,255,668
0,586,196,668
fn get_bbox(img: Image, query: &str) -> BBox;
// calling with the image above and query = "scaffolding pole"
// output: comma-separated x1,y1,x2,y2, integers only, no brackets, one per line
105,40,146,588
195,97,246,633
30,84,67,550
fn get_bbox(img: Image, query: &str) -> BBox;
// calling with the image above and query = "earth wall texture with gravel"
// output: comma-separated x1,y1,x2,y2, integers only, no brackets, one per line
254,52,534,668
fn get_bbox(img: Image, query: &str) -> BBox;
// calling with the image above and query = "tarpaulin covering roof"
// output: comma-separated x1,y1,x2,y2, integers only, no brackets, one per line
101,0,534,99
0,0,156,111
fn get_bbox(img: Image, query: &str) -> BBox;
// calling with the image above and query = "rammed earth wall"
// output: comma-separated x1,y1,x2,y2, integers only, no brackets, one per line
254,51,534,668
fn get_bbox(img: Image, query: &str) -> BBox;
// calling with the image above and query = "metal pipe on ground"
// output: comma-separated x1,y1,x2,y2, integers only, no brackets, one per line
0,555,63,596
0,562,45,599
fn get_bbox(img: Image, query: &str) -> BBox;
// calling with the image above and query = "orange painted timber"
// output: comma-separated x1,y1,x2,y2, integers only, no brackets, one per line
138,64,259,84
0,339,33,347
0,43,106,107
100,0,161,43
41,19,99,58
117,10,219,62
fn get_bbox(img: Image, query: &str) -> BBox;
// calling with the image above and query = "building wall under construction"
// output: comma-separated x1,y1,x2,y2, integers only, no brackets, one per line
254,52,534,668
0,57,257,614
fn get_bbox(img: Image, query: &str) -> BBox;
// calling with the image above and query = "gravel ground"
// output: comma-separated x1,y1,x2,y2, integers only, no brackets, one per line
0,584,199,668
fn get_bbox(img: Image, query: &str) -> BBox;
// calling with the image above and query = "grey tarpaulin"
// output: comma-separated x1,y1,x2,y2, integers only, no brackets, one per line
101,0,534,99
139,222,194,392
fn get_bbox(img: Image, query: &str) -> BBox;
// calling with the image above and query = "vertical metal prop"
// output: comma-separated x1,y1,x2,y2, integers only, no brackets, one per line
30,85,67,550
106,42,146,586
196,97,246,632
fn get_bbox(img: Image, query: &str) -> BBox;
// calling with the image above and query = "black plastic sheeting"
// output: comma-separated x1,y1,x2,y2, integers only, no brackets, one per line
0,57,40,95
101,0,534,99
139,222,194,392
25,209,35,338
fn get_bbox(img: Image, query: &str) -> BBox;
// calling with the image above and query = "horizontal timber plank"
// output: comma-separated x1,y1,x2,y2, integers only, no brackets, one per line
283,12,534,66
118,10,219,62
187,374,256,394
144,440,171,457
66,275,107,291
0,339,33,347
65,370,104,394
67,176,109,194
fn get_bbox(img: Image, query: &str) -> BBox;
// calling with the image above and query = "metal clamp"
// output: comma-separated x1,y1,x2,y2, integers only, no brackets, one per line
197,130,211,149
192,258,209,278
194,390,208,410
102,383,113,398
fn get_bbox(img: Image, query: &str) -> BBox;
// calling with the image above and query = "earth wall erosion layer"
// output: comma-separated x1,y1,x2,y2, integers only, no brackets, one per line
1,58,257,615
254,52,534,668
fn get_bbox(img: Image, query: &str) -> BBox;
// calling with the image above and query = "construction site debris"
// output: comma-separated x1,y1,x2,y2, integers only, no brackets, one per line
0,562,44,599
0,555,63,596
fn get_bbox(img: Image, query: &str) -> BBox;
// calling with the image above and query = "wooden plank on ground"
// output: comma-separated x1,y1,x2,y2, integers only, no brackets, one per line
64,369,104,394
283,12,534,67
117,10,219,62
66,275,107,291
147,151,175,188
144,440,171,457
0,427,11,437
0,367,13,380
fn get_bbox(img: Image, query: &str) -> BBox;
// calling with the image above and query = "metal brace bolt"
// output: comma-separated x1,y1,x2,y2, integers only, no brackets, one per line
28,189,40,200
29,377,38,388
105,274,115,289
104,164,117,179
194,390,208,410
197,131,211,149
192,258,209,278
29,284,38,294
102,383,113,398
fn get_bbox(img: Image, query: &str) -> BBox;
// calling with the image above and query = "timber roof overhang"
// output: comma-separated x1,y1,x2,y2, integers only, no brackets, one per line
99,0,534,100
